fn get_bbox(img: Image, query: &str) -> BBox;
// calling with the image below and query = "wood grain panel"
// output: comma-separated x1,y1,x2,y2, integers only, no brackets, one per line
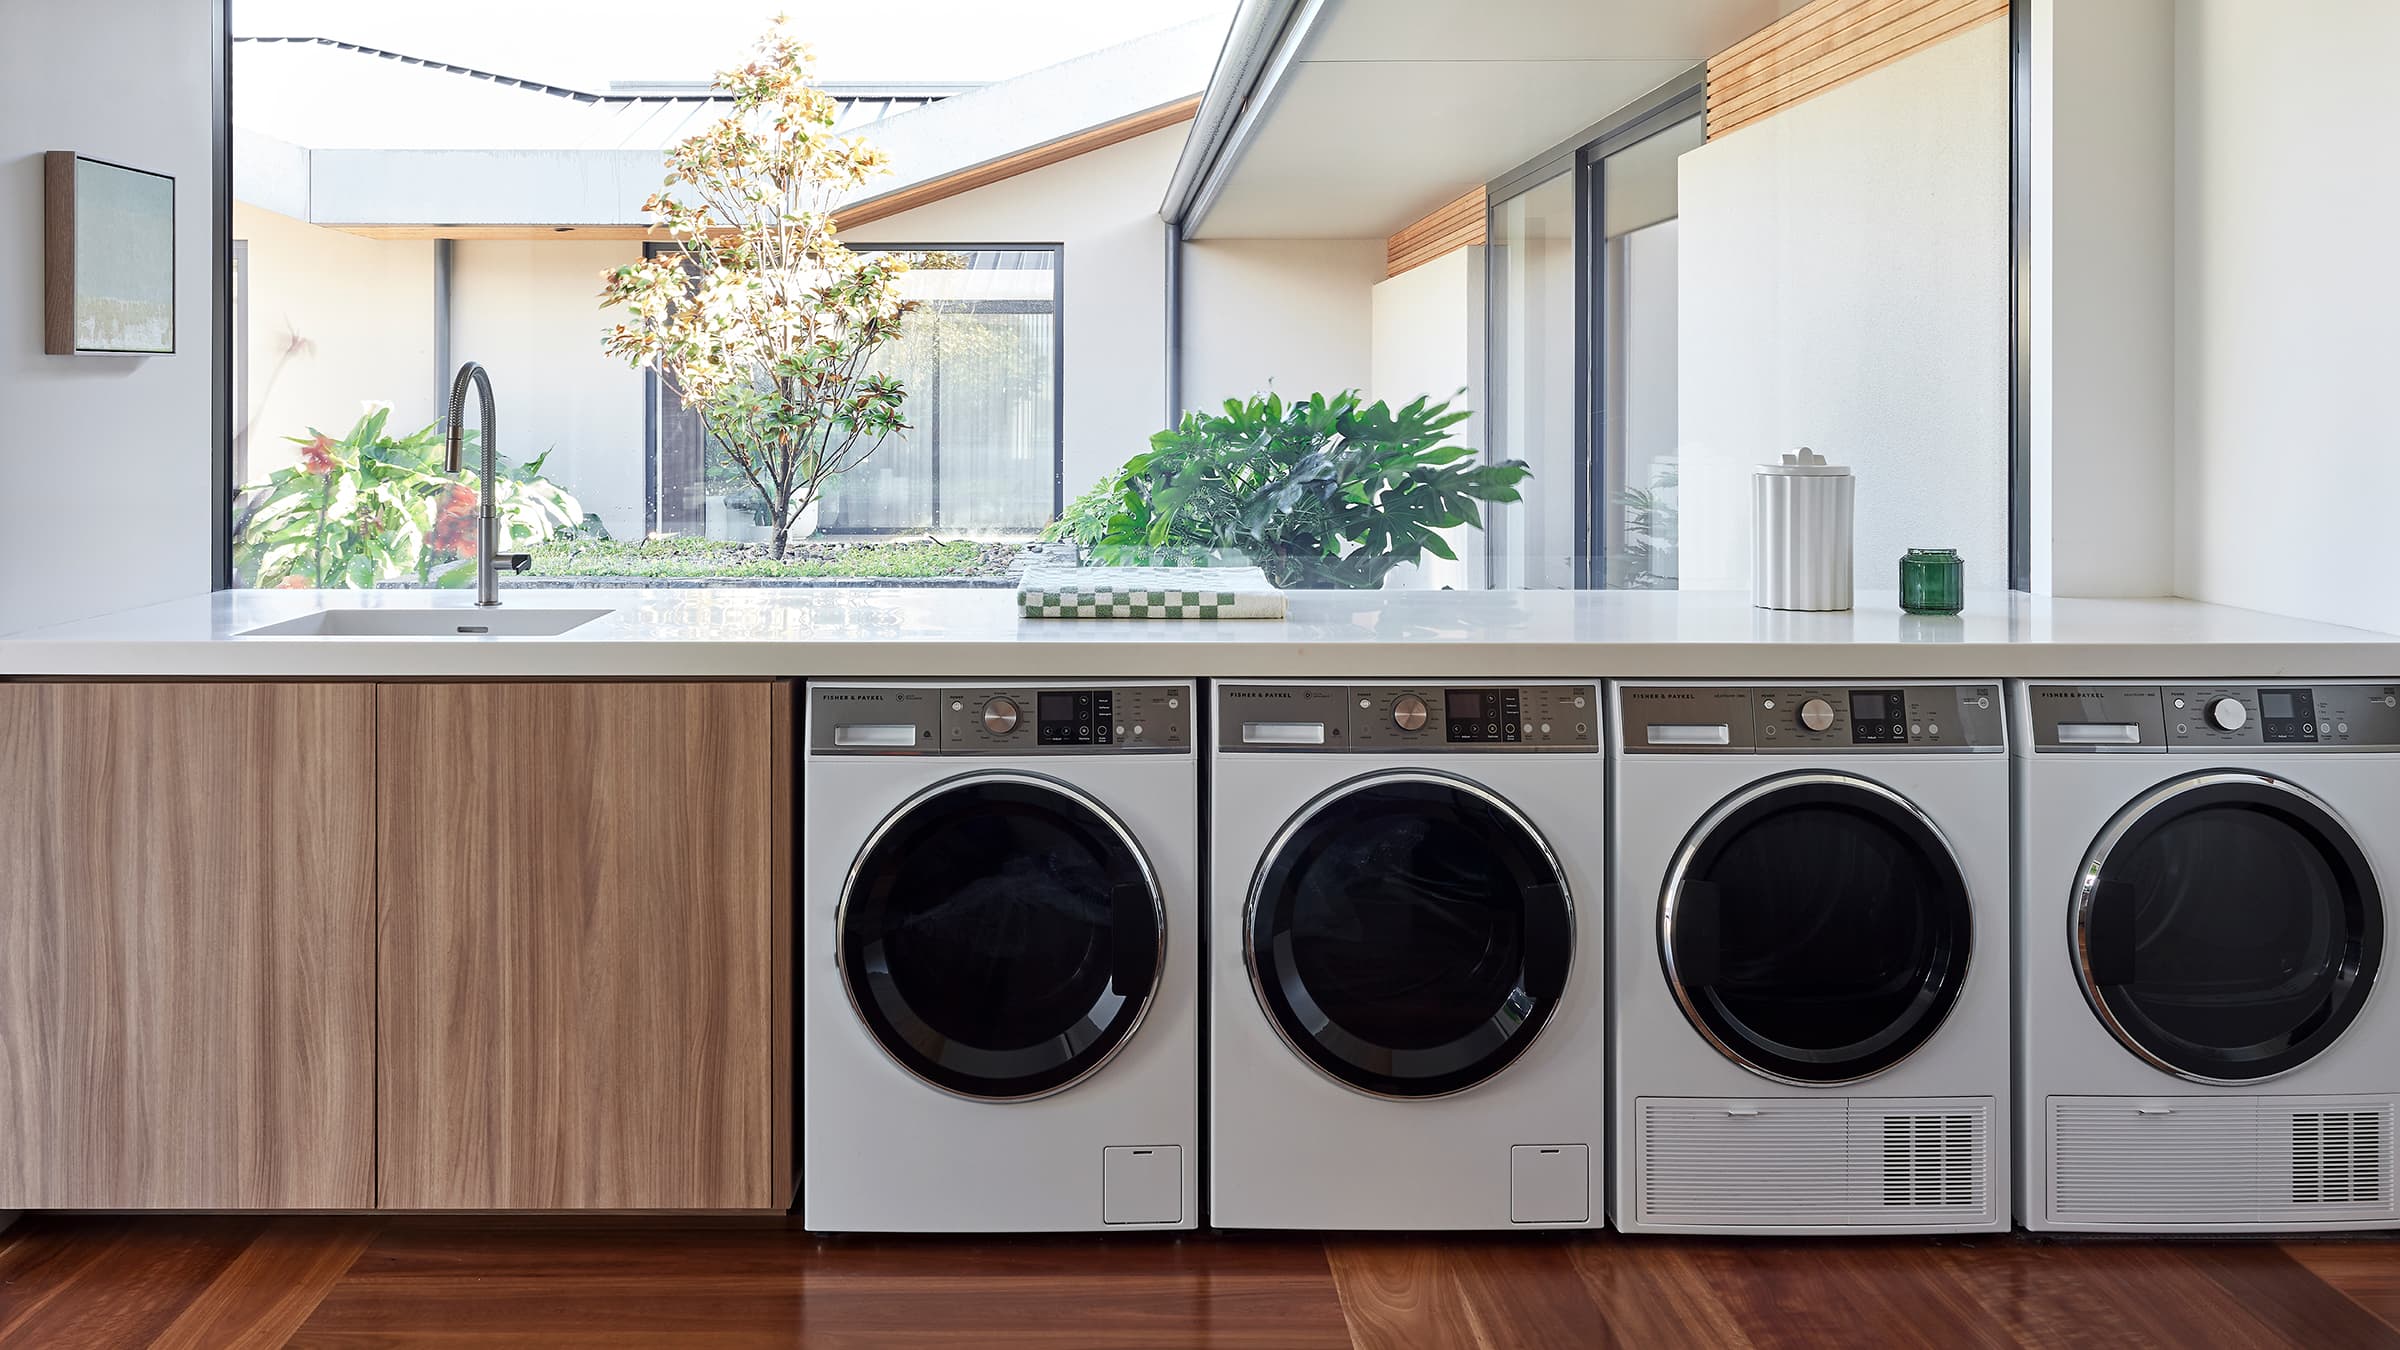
0,683,377,1209
41,152,75,355
1707,0,2008,140
376,681,788,1211
1385,186,1487,279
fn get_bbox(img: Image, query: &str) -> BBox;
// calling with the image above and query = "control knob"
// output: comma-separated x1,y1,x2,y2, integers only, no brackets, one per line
982,697,1021,734
1392,694,1430,731
1799,697,1836,732
2206,697,2247,732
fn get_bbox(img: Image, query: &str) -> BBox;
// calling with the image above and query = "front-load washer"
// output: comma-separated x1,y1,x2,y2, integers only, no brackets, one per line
2016,680,2400,1233
802,681,1199,1232
1610,682,2011,1235
1209,680,1606,1230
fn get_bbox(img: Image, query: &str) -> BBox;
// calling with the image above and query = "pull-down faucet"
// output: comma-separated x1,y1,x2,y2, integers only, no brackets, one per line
444,361,531,606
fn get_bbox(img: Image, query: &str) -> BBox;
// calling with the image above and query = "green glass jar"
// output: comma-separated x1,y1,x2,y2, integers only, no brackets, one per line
1899,548,1965,615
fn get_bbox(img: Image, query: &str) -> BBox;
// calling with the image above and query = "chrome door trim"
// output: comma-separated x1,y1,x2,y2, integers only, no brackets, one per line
1658,770,1975,1088
1243,768,1575,1101
2071,770,2375,1086
837,768,1167,1103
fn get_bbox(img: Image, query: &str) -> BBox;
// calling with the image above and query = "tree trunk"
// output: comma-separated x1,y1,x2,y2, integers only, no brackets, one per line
769,522,790,560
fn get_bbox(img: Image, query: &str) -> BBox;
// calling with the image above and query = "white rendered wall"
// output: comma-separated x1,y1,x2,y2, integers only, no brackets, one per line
843,125,1181,509
1677,20,2009,595
1,0,216,632
2173,1,2400,635
234,203,437,481
1370,247,1484,589
1181,237,1384,415
449,238,647,540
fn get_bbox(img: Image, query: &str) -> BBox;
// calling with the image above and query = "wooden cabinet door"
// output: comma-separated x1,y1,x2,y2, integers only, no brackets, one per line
377,682,791,1210
0,682,377,1208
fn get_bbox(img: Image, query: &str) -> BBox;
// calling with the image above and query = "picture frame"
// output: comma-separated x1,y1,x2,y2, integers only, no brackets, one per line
43,151,177,356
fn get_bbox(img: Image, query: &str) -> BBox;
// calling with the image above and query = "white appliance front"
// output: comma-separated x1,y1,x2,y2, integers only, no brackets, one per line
1610,682,2013,1235
801,681,1200,1233
1209,680,1608,1230
2015,680,2400,1233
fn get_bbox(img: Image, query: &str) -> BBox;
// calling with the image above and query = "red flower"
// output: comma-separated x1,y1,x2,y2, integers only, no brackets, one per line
431,483,479,556
298,434,337,476
276,576,310,590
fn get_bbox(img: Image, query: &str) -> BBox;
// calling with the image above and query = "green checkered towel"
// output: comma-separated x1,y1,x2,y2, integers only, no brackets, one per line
1017,565,1287,619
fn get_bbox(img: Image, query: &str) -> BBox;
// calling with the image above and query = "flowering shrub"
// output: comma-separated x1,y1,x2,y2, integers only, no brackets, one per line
231,406,583,589
600,19,914,559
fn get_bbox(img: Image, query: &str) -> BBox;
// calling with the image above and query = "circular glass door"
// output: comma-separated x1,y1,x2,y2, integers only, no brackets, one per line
839,773,1164,1100
1660,773,1973,1085
2073,772,2382,1083
1245,772,1573,1099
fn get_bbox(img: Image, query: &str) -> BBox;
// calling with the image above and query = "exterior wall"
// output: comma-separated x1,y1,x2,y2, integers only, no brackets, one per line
235,203,437,481
449,238,647,540
2173,0,2400,635
843,124,1182,509
1676,20,2010,595
2,0,216,632
1182,237,1384,415
1370,247,1484,589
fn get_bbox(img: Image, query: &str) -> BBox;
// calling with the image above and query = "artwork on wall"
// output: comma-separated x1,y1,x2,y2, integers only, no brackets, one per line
43,151,176,356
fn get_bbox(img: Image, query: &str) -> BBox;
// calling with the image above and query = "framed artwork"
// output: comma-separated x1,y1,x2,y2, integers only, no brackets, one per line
43,151,176,356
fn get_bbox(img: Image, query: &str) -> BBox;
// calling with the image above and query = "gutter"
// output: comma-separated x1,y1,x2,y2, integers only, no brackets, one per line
1157,0,1319,229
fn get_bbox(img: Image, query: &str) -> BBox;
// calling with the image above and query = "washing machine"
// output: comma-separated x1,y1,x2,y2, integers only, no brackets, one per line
1610,682,2012,1235
1209,680,1606,1229
2017,679,2400,1233
801,680,1199,1232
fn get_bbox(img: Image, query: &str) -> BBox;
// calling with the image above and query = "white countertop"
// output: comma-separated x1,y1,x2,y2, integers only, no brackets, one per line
3,587,2394,680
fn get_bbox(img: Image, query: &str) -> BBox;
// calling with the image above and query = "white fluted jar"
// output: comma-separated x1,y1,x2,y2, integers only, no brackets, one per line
1752,447,1853,611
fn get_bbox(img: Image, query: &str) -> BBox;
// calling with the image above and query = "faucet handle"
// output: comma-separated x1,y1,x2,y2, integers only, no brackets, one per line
494,553,533,575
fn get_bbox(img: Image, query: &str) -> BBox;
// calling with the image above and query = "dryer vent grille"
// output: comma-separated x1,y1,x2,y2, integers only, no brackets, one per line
1635,1097,1992,1229
2293,1109,2387,1207
2049,1096,2397,1227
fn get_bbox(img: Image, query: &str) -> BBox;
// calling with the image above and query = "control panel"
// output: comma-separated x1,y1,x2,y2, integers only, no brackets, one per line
2028,683,2400,752
810,683,1192,755
1619,684,2005,754
1218,683,1600,753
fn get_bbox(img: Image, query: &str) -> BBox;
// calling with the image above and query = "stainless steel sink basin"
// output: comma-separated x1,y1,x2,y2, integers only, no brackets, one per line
237,607,612,638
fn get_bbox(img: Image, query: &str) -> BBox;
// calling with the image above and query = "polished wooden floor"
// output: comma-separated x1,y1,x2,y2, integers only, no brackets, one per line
2,1216,2397,1348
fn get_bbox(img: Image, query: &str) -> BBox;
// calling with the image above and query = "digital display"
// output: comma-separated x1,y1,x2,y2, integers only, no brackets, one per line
1850,690,1897,724
2263,691,2299,721
1447,690,1486,721
1039,692,1077,722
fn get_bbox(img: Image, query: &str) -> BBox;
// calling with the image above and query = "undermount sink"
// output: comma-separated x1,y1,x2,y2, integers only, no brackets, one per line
237,607,613,638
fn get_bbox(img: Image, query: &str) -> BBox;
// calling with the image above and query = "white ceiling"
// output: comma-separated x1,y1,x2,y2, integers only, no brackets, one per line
1190,0,1797,240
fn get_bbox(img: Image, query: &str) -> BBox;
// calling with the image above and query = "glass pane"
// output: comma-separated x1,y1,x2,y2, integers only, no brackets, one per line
2105,806,2356,1063
1598,115,1703,589
1259,781,1554,1051
1487,171,1579,590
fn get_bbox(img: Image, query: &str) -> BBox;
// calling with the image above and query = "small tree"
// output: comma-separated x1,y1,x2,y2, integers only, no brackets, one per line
600,20,914,558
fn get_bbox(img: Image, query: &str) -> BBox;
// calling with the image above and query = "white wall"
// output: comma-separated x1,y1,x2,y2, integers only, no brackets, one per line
1370,247,1484,589
2029,0,2175,597
844,125,1181,507
1181,237,1384,414
2174,0,2400,635
1677,20,2010,595
1,0,216,633
449,238,646,539
235,203,437,481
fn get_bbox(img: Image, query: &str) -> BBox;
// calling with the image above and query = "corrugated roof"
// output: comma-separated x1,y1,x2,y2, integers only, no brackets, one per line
231,36,965,151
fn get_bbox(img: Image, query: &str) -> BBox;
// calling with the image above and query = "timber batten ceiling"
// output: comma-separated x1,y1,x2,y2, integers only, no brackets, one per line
1384,186,1487,279
1706,0,2007,140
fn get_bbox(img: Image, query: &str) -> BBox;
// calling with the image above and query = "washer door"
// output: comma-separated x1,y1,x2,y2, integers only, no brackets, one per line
1245,772,1573,1099
1661,773,1973,1085
2073,772,2383,1083
839,772,1164,1100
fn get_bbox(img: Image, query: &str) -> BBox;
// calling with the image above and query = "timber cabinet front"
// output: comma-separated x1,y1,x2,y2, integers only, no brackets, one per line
0,680,793,1213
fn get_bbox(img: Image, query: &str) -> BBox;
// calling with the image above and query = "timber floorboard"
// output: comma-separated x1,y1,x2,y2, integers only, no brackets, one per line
0,1216,2394,1348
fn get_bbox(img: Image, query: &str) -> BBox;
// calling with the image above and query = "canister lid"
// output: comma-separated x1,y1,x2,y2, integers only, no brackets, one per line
1757,446,1849,476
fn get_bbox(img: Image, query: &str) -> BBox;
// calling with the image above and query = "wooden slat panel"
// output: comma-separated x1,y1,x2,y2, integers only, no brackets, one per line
1707,0,2007,140
0,683,377,1209
1385,185,1487,279
376,681,787,1211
